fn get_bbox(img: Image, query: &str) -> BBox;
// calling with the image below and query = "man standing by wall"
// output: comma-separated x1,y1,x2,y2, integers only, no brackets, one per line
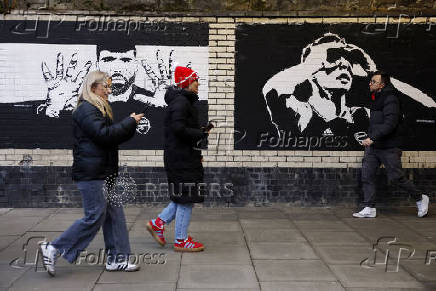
353,71,430,218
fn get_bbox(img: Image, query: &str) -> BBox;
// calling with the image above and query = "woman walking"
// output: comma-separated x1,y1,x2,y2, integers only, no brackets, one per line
39,71,144,276
147,66,208,252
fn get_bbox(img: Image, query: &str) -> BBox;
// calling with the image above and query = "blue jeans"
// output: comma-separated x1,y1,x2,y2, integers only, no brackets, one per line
158,201,193,241
51,180,131,263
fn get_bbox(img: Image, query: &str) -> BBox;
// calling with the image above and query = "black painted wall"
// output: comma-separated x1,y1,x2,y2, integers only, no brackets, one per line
0,20,209,149
235,23,436,150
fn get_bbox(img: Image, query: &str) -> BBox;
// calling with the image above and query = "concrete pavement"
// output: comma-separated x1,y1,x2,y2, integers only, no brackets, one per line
1,206,436,291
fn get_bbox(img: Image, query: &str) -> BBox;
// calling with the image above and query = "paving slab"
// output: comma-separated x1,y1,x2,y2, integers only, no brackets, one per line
239,219,294,229
304,231,369,245
187,231,246,246
189,208,238,221
177,289,258,291
98,261,180,283
178,264,258,289
249,242,319,260
3,209,56,217
0,206,435,290
0,209,11,216
0,232,66,265
353,227,428,243
401,260,436,282
254,259,336,281
243,228,306,242
345,288,427,291
237,210,288,219
182,245,251,265
0,236,20,251
9,288,93,291
374,241,436,261
285,208,339,220
0,264,29,288
93,283,176,291
190,212,239,221
0,217,42,236
329,264,424,288
124,242,181,265
260,281,346,291
295,220,354,232
314,245,375,264
188,221,242,232
9,266,102,290
342,218,403,230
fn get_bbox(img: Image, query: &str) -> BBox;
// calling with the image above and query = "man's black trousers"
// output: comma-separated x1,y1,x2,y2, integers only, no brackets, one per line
361,146,421,207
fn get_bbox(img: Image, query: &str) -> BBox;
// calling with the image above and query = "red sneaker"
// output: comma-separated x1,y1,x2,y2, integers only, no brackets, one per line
146,218,166,246
174,236,205,252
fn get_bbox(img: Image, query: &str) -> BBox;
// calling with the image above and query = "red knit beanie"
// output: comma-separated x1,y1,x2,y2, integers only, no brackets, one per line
174,66,199,89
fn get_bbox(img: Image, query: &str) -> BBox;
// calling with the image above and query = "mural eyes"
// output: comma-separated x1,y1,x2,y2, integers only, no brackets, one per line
120,58,133,63
101,56,116,62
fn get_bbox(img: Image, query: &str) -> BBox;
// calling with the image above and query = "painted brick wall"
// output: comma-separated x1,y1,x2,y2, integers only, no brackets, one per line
0,13,435,207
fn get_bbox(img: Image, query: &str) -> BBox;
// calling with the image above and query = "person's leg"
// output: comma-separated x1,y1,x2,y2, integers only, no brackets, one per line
158,201,177,224
146,201,177,246
173,203,204,251
51,180,107,263
174,203,193,240
361,147,381,208
103,203,131,263
379,148,421,201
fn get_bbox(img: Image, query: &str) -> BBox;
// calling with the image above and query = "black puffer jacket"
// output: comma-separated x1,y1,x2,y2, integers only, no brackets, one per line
163,86,207,204
72,100,137,181
368,85,403,149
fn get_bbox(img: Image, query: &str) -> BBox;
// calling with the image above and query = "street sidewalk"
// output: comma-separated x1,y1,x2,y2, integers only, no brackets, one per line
1,206,436,291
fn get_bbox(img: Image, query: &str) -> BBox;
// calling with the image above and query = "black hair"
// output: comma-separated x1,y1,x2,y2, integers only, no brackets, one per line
96,36,136,60
372,70,390,85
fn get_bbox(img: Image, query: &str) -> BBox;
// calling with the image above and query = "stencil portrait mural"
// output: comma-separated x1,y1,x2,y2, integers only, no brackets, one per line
0,19,209,149
235,24,436,150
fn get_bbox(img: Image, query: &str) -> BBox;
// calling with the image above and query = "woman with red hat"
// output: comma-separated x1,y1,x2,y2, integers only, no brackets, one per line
146,66,208,252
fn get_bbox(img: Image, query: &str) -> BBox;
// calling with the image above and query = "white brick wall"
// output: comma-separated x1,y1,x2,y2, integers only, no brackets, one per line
0,15,435,169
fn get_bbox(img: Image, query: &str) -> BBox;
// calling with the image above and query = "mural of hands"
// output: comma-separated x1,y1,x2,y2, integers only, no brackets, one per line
38,52,92,117
140,49,191,107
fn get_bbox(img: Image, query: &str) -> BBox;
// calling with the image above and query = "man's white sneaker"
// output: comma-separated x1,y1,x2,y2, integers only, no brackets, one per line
38,241,57,277
105,260,140,272
353,207,377,218
417,194,429,218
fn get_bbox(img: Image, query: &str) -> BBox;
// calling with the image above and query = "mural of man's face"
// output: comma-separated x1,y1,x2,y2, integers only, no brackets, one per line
98,50,137,96
312,49,353,92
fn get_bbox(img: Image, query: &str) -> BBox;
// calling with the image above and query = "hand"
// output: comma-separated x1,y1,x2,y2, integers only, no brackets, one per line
139,49,175,107
38,53,92,117
362,137,374,147
130,112,145,124
140,50,192,107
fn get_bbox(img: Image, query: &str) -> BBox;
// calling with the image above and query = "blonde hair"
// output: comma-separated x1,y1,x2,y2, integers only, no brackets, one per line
76,71,113,120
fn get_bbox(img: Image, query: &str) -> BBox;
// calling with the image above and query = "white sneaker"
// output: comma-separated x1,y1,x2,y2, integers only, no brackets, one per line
38,241,57,276
105,260,140,272
353,207,377,218
417,194,429,218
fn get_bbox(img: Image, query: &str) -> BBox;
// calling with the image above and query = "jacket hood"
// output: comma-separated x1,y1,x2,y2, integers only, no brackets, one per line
164,86,199,105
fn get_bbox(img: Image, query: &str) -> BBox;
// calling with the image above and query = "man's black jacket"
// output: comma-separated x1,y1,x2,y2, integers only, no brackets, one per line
368,85,403,149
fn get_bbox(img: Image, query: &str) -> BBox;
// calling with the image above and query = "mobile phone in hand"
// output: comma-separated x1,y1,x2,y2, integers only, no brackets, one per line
206,121,215,131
